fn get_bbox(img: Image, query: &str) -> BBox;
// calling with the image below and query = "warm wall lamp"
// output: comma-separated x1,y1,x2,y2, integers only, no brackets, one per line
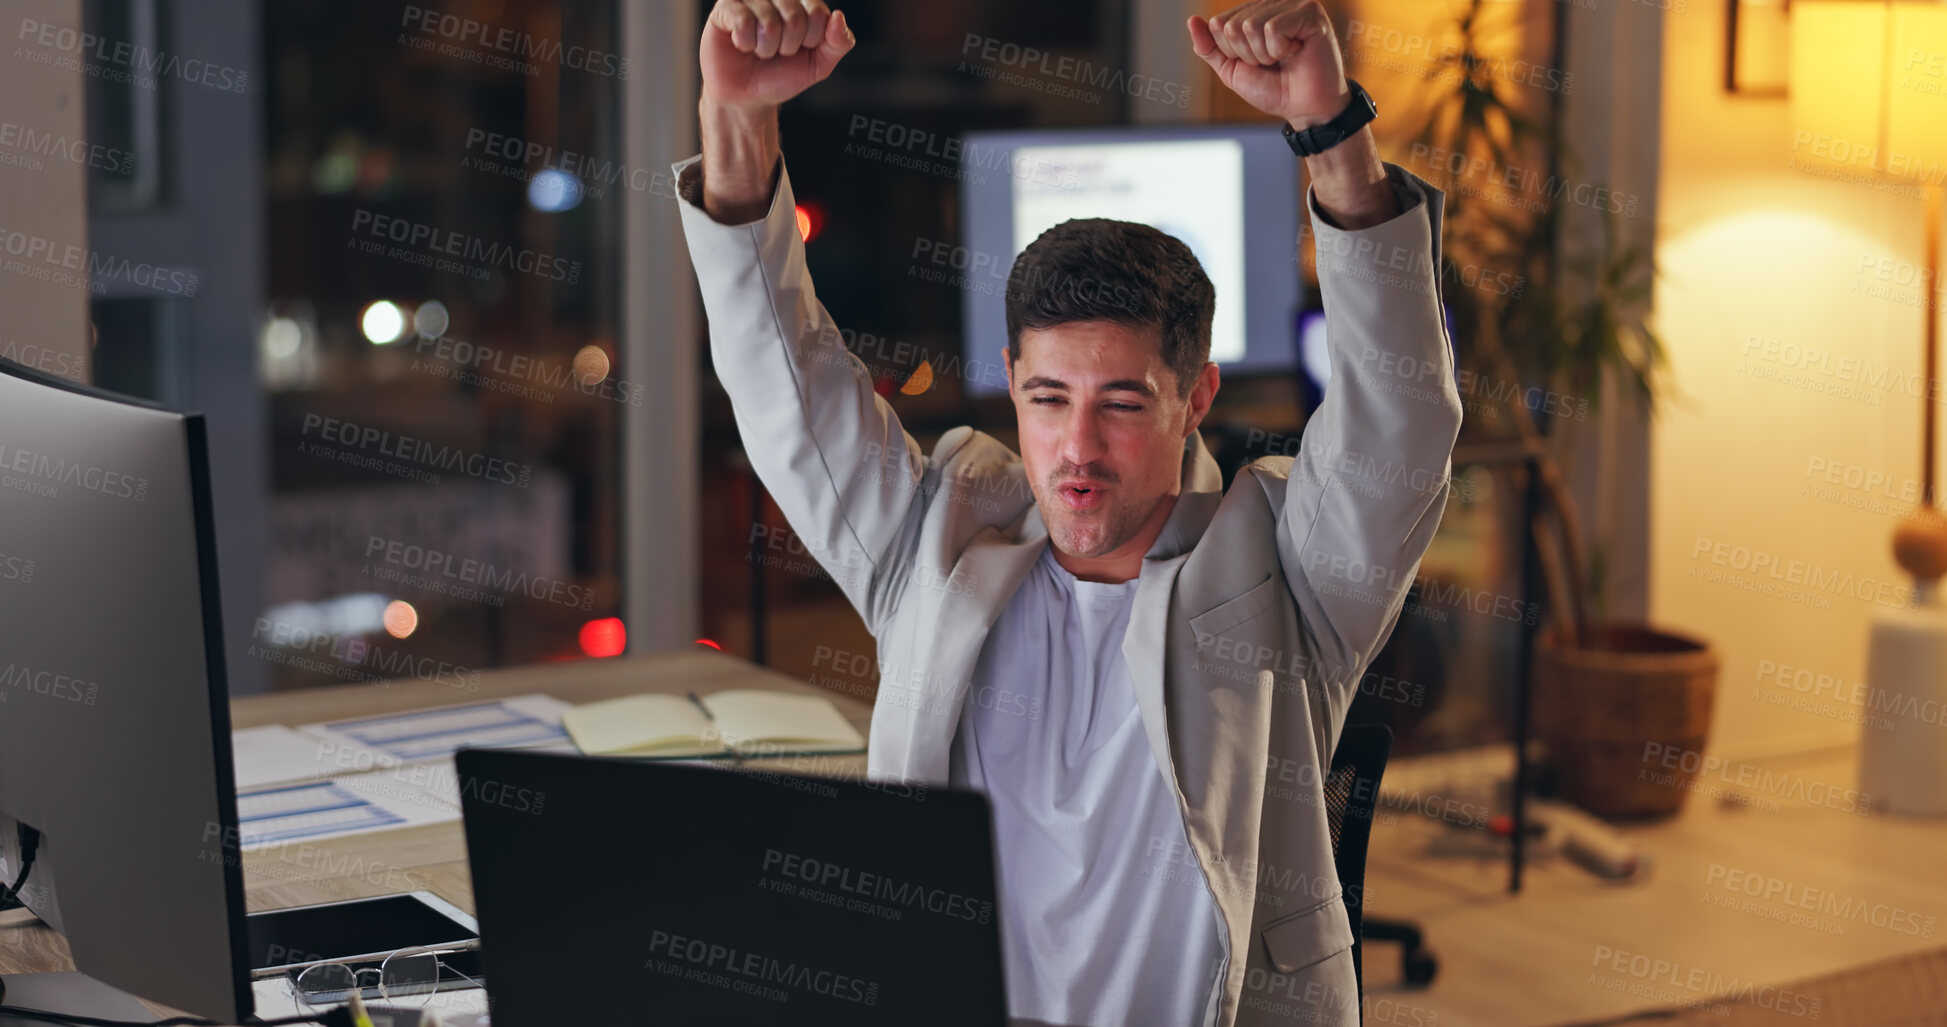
1792,1,1947,534
1791,0,1947,813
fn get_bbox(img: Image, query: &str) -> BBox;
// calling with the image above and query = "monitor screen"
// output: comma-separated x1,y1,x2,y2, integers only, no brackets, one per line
959,125,1303,397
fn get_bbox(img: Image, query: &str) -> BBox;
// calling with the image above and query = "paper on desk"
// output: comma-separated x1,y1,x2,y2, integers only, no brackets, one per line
250,974,491,1022
236,772,460,851
300,694,578,768
232,724,341,789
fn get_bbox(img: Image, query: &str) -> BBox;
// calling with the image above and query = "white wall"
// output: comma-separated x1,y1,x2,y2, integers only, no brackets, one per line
1652,0,1939,757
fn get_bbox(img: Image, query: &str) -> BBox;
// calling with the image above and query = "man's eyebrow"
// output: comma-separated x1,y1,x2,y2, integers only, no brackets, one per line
1017,376,1158,398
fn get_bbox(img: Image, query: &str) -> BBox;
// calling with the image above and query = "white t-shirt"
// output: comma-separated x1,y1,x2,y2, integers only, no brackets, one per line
949,544,1227,1027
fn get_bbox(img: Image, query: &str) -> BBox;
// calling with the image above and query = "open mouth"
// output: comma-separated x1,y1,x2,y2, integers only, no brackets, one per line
1059,483,1107,509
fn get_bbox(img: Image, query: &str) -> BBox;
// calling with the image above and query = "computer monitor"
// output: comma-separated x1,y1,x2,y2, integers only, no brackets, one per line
0,356,253,1022
958,124,1305,398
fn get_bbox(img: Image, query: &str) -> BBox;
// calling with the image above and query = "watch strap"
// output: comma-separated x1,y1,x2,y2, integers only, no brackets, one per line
1282,80,1377,157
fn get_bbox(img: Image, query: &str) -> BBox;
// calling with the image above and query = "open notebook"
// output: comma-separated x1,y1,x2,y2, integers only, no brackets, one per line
561,690,866,759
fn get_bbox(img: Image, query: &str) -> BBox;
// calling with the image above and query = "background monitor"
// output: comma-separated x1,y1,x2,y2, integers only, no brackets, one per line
958,125,1305,397
0,357,253,1022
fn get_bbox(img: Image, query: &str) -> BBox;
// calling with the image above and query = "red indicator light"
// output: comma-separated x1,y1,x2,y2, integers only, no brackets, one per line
579,617,626,658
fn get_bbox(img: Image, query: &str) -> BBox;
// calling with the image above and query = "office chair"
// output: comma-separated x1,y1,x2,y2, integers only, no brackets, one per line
1362,916,1438,986
1324,722,1439,1009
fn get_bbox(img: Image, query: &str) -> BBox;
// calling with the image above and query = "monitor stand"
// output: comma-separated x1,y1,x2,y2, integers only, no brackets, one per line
0,972,158,1024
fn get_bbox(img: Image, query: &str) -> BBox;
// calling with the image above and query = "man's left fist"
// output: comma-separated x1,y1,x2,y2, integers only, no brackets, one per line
1188,0,1348,129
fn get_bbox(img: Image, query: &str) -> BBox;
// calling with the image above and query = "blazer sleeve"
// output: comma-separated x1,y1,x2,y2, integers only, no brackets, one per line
1277,163,1466,726
671,152,928,636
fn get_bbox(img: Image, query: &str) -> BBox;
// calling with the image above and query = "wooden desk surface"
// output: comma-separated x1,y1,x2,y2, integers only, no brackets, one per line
0,647,874,982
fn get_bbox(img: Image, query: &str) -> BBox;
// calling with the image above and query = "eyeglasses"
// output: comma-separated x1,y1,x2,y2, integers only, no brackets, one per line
291,942,483,1010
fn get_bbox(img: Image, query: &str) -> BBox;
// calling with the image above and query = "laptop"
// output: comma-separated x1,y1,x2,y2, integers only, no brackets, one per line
455,748,1008,1025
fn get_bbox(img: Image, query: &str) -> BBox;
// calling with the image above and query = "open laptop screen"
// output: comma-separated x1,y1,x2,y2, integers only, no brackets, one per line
457,749,1007,1026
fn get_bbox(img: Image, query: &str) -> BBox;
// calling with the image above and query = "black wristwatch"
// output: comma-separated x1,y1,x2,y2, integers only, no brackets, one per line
1281,79,1377,157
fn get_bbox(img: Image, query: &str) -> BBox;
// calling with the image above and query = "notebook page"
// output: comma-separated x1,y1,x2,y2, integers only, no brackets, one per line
703,689,866,756
562,694,717,755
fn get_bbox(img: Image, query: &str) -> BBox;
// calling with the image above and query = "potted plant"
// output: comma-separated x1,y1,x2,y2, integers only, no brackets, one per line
1408,0,1717,819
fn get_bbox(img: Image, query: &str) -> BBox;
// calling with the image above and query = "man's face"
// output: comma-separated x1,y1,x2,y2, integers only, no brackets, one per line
1004,321,1218,561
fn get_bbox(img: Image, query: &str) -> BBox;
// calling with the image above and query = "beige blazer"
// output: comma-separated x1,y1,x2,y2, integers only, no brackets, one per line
672,150,1463,1027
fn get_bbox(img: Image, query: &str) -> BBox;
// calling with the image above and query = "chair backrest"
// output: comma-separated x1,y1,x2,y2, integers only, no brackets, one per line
1324,722,1395,998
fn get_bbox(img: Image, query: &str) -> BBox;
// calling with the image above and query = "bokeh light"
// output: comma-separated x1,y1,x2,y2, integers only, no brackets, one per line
580,617,626,658
413,300,449,338
361,301,406,344
528,168,584,212
572,345,611,386
383,600,418,639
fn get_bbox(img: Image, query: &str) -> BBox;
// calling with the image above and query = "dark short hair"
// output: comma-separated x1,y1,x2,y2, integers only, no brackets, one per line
1004,218,1215,401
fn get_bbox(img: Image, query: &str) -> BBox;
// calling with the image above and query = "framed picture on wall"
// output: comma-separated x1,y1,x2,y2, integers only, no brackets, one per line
1726,0,1790,96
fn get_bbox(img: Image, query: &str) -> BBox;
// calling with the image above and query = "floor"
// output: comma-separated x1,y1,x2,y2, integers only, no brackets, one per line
1357,745,1946,1026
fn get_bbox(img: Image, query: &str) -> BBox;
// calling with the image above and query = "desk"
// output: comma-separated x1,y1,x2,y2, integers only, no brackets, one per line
0,647,874,998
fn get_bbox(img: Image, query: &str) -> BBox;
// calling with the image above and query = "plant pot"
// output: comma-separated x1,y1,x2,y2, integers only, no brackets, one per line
1534,621,1719,819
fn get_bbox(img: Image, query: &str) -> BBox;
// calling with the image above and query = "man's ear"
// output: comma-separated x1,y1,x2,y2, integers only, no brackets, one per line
1001,345,1013,393
1183,361,1220,438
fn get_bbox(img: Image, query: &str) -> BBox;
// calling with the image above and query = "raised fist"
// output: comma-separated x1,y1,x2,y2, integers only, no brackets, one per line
701,0,856,110
1189,0,1349,128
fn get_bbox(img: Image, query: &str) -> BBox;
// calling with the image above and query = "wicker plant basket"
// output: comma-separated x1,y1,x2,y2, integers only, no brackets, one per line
1534,621,1720,819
